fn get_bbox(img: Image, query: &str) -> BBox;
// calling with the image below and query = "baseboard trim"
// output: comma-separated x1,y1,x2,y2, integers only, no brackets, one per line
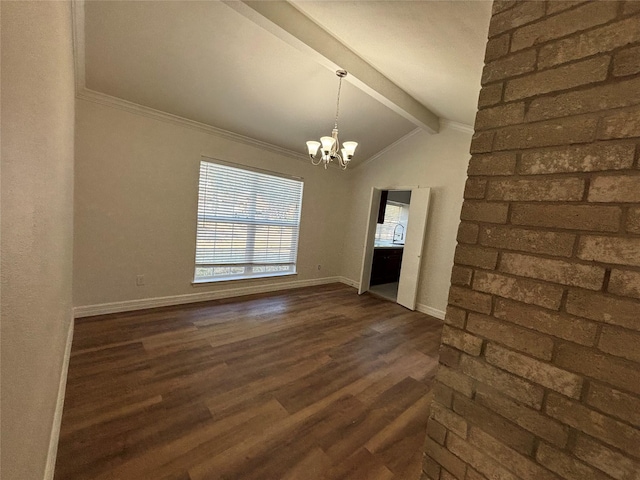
44,318,74,480
74,276,351,318
338,276,360,289
416,303,446,320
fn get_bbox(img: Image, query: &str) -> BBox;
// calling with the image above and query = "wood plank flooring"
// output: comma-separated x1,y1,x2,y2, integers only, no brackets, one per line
55,283,443,480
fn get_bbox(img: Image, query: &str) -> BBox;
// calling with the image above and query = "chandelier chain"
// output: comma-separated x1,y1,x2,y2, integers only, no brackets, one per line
335,76,342,129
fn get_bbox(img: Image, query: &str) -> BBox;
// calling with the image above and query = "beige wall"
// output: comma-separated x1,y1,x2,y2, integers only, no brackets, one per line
74,99,351,308
0,2,75,479
342,126,472,314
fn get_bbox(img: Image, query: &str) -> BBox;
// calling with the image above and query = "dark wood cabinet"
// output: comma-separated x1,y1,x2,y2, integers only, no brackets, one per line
370,247,403,286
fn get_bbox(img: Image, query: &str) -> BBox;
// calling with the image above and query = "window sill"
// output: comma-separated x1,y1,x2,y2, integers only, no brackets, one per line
191,271,297,286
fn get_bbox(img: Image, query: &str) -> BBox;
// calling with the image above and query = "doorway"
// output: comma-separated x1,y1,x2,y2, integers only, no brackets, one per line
358,187,431,310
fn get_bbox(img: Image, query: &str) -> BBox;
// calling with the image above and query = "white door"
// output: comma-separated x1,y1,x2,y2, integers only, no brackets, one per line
358,188,382,294
397,187,431,310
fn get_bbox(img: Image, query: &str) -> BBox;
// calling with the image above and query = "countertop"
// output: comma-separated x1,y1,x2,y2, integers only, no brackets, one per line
374,242,404,249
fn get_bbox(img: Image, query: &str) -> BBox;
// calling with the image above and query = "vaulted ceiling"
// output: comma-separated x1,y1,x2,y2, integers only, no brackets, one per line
79,1,492,165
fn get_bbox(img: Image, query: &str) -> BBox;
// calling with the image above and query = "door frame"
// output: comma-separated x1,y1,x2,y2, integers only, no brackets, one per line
357,185,423,298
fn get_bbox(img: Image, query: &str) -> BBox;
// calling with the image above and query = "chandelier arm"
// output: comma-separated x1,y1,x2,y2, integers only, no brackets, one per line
310,155,323,166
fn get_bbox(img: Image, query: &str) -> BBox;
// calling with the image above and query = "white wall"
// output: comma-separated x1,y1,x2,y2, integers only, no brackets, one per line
0,2,75,479
74,99,351,310
342,125,472,315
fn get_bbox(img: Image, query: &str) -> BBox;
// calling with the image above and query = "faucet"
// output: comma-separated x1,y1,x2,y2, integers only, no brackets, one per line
393,224,405,244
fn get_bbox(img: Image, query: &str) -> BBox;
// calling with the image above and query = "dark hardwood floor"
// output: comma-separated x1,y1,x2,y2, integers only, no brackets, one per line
55,283,443,480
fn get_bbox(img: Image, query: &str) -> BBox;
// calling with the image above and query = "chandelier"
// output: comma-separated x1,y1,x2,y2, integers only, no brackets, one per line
306,69,358,169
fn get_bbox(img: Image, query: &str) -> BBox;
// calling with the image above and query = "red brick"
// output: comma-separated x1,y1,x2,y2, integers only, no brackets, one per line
511,204,622,232
468,428,558,480
477,83,503,108
444,306,466,329
448,286,492,315
441,325,483,356
613,44,640,77
589,175,640,203
500,252,605,290
587,382,640,428
460,355,544,409
511,1,617,52
460,202,509,224
467,313,553,360
437,365,473,397
475,103,524,130
494,298,598,346
539,16,640,68
447,433,518,480
431,401,468,438
453,396,535,456
454,245,498,270
598,325,640,363
485,343,583,398
457,222,479,245
470,132,495,153
451,266,473,287
468,153,516,176
556,343,640,395
488,1,546,37
479,226,575,257
423,437,467,479
598,106,640,140
464,178,487,199
473,270,564,310
485,34,510,62
528,76,640,122
475,384,568,447
627,207,640,234
566,290,640,332
546,393,640,458
518,143,635,175
486,177,584,202
494,117,598,151
574,434,640,480
504,56,609,101
608,269,640,299
578,235,640,267
536,442,610,480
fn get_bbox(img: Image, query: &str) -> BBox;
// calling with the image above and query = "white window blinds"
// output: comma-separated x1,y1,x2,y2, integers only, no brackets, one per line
194,160,304,282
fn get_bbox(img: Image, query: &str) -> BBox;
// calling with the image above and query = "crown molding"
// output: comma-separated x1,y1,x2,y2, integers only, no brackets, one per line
76,88,309,161
441,119,475,134
354,128,423,170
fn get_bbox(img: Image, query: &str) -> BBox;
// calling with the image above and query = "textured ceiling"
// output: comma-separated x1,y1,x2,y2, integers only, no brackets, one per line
82,1,491,164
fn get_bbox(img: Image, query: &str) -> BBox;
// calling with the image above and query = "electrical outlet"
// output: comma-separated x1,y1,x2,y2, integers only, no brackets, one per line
136,275,145,286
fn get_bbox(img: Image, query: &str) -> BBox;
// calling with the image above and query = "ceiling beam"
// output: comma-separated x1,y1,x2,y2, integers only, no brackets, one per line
224,1,440,134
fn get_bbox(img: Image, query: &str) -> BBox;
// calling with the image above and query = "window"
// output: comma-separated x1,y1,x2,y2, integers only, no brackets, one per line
375,201,409,243
194,160,304,283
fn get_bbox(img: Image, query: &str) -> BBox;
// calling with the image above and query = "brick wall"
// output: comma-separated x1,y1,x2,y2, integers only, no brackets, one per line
422,2,640,479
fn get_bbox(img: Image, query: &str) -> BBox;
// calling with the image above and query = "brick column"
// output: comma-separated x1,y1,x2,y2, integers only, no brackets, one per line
422,1,640,479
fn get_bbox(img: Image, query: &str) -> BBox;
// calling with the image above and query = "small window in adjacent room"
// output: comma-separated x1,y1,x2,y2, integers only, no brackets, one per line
193,160,304,283
375,201,409,243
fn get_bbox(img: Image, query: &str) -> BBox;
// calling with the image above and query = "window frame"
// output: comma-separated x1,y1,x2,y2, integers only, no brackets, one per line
192,158,304,284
